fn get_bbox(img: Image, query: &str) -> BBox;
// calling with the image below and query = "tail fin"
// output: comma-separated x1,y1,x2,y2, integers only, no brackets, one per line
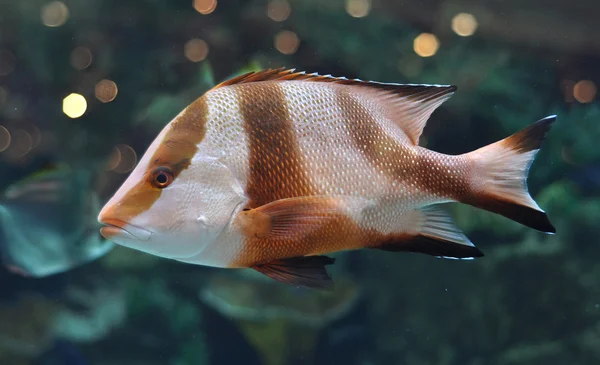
465,115,556,233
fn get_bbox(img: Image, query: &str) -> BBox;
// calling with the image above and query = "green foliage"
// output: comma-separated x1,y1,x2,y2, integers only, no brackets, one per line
124,275,209,364
1,1,599,365
174,336,210,365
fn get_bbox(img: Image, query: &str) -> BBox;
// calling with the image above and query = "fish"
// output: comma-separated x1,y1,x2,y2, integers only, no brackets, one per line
98,68,556,290
0,167,114,277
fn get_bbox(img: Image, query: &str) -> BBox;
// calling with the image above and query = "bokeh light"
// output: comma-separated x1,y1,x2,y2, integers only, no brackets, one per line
451,13,478,37
345,0,371,18
70,47,93,70
413,33,439,57
95,79,118,103
28,125,41,150
0,50,16,76
274,30,300,55
113,144,138,174
184,38,209,62
561,79,575,103
573,80,597,103
193,0,217,15
4,129,32,159
63,93,87,118
41,1,69,27
267,0,291,22
561,146,575,165
0,126,10,152
105,146,121,171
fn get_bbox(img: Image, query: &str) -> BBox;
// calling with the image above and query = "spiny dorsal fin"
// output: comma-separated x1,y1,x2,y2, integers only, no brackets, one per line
214,67,345,88
214,68,456,145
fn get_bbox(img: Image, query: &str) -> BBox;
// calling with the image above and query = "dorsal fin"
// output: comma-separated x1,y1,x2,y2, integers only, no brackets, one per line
214,67,342,88
214,68,456,145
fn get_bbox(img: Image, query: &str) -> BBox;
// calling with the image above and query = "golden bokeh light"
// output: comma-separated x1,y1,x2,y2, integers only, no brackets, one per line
274,30,300,55
184,38,209,62
193,0,217,15
95,79,118,103
70,47,93,70
63,93,87,118
41,1,69,27
413,33,439,57
267,0,291,22
573,80,597,103
451,13,478,37
0,126,10,152
0,50,16,76
113,144,138,174
345,0,371,18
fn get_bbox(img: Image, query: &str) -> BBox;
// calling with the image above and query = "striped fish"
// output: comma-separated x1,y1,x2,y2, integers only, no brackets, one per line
98,68,556,289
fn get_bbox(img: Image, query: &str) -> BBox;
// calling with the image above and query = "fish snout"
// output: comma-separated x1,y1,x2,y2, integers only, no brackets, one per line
98,205,152,242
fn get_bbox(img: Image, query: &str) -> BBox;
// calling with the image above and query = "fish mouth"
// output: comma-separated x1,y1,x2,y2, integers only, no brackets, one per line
99,218,152,241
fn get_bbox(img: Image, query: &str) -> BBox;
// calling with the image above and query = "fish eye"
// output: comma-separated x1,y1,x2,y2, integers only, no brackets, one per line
151,167,174,188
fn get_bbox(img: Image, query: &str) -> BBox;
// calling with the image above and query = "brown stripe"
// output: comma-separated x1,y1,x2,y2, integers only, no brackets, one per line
236,83,313,207
230,82,326,267
153,96,208,178
108,96,209,221
334,86,469,200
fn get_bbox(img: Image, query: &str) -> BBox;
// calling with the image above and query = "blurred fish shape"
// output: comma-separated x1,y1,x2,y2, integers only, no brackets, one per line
98,68,556,289
200,271,361,365
0,167,114,277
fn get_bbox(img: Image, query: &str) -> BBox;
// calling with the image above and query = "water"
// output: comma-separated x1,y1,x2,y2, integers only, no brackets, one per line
0,1,599,364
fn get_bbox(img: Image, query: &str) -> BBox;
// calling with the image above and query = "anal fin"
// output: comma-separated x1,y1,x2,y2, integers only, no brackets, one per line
378,235,484,259
375,206,484,259
253,255,336,290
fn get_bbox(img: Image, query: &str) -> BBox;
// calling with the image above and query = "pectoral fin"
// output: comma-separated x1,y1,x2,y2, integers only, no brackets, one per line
253,255,336,290
235,195,373,240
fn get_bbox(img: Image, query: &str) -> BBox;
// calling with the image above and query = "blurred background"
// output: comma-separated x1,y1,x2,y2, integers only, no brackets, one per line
0,0,599,364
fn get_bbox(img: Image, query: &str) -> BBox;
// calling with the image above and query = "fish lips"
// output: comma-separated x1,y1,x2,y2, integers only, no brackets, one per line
99,218,153,242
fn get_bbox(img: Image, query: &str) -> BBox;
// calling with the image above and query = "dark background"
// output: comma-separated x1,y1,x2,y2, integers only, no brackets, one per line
0,1,599,364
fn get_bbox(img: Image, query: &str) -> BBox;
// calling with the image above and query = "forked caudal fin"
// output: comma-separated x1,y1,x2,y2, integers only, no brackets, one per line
465,115,556,233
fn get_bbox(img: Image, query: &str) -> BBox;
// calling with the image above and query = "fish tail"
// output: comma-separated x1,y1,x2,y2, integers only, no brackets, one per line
464,115,556,233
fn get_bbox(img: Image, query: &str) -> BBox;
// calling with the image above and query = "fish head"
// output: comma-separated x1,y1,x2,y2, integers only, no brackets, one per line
98,98,245,261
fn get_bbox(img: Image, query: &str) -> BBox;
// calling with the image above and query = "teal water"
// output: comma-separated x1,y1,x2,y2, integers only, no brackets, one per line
0,1,599,364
